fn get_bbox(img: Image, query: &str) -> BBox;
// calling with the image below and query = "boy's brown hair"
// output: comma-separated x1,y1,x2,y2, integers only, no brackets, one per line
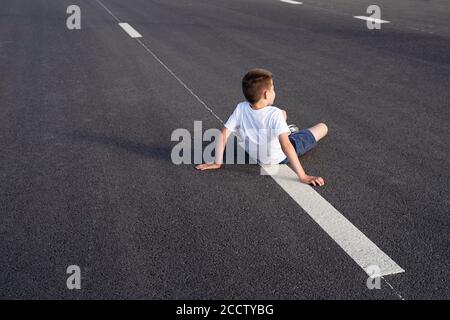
242,68,273,104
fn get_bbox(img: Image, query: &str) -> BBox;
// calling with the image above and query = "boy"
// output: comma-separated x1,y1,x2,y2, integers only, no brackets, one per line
196,68,327,187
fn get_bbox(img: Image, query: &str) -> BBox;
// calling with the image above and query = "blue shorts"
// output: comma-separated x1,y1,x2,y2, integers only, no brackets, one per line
279,129,317,164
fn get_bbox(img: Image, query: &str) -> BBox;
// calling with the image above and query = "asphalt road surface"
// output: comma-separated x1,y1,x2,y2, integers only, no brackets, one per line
0,0,449,299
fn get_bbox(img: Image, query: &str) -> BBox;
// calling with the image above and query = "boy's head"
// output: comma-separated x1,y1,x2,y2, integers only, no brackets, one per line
242,68,276,106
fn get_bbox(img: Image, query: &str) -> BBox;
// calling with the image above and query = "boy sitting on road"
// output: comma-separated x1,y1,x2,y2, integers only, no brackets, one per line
196,68,327,187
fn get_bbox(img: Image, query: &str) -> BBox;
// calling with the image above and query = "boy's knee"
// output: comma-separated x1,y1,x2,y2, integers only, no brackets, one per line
319,122,328,135
311,122,328,142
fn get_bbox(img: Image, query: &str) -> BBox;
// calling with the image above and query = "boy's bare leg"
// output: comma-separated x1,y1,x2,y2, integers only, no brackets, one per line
282,110,327,141
308,123,328,142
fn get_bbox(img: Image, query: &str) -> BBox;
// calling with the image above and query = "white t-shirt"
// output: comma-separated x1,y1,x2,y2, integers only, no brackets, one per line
224,101,291,164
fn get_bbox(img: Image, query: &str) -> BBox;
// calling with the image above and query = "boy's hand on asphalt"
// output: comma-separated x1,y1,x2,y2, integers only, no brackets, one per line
195,163,222,170
300,175,325,186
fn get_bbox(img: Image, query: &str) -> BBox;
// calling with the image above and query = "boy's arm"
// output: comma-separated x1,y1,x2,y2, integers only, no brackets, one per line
195,127,230,170
279,133,325,186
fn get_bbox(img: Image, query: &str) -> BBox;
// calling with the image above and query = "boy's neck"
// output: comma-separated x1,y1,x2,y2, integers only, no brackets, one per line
249,100,269,110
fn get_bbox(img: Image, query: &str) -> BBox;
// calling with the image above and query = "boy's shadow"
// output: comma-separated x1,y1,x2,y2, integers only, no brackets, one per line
55,130,267,169
58,129,173,161
56,130,247,161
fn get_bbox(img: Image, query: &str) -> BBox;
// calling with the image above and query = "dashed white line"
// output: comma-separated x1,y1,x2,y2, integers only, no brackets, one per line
94,0,121,23
354,16,391,24
382,276,406,300
280,0,303,4
135,38,224,124
118,23,142,38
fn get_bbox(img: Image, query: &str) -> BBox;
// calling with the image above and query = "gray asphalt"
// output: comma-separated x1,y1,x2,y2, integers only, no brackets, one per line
0,0,449,299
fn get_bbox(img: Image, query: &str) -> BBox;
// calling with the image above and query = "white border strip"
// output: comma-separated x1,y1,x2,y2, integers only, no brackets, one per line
261,165,404,277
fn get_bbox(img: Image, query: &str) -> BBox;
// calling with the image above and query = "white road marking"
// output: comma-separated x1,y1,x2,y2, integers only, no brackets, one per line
280,0,303,4
354,16,390,24
118,23,142,38
94,0,121,23
261,164,404,277
135,39,224,124
95,0,405,285
382,276,405,300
